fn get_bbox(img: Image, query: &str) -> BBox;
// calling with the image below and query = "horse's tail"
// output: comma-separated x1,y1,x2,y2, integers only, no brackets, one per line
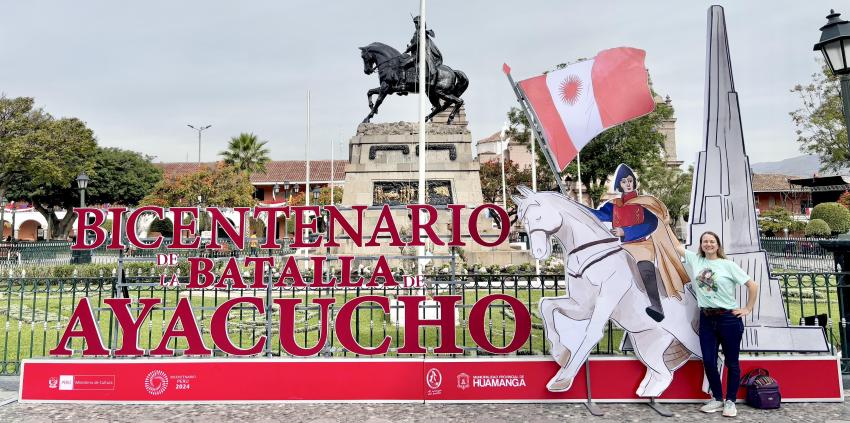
453,70,469,97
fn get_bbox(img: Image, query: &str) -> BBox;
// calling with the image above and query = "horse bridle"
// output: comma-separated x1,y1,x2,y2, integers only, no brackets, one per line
365,53,402,74
565,237,622,279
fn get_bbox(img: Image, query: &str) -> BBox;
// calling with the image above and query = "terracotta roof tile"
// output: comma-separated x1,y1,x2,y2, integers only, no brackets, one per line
751,173,798,192
156,160,347,184
477,131,502,144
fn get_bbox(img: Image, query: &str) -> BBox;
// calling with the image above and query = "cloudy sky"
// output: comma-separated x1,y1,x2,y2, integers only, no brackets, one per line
0,1,838,167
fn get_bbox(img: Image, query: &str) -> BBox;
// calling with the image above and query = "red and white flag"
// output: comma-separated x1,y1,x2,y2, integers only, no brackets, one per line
516,47,655,171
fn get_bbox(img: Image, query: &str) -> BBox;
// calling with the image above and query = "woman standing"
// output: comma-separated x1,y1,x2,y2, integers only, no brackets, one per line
676,231,758,417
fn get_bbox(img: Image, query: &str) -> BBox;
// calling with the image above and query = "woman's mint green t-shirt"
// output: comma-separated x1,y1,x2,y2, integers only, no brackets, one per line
683,249,750,309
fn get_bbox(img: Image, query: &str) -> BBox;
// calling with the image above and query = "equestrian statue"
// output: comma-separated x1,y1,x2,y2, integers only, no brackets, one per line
359,15,469,124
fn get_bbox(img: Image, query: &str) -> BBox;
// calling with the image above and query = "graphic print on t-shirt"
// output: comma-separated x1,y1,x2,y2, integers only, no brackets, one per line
696,268,717,293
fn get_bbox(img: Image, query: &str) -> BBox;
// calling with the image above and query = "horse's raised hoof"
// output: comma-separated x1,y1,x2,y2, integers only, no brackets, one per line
546,369,574,392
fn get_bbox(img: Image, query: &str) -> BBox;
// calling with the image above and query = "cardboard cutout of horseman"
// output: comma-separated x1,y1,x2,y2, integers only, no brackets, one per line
586,164,690,322
513,179,701,398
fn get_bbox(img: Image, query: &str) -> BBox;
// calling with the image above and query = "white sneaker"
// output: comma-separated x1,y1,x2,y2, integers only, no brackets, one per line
722,400,737,417
700,399,724,413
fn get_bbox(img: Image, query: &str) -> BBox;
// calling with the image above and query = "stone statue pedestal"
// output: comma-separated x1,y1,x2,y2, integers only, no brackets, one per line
335,114,528,270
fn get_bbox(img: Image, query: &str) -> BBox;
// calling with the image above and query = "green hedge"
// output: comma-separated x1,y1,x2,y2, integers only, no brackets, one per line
805,219,831,237
149,218,174,237
810,202,850,234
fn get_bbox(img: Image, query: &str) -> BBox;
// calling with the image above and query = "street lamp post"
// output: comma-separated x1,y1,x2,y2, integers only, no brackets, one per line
815,9,850,148
312,187,321,205
187,124,212,166
75,172,91,263
272,183,280,201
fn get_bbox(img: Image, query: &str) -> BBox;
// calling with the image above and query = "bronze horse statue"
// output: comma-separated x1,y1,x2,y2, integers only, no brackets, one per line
359,42,468,124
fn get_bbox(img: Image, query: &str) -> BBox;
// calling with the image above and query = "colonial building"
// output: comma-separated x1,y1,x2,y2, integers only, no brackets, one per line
0,160,348,242
751,173,812,217
156,160,347,204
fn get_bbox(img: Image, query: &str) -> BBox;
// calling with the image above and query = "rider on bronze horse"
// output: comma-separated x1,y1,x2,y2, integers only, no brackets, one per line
359,15,468,124
400,16,443,88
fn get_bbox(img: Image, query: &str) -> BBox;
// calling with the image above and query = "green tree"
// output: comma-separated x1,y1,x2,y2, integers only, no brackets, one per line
220,133,271,174
149,218,174,237
1,97,98,239
479,158,532,224
1,97,168,239
0,97,53,195
141,163,255,207
505,107,557,191
480,159,531,205
88,147,163,207
810,202,850,234
758,207,805,236
790,61,848,172
317,186,343,205
805,219,831,237
641,162,693,224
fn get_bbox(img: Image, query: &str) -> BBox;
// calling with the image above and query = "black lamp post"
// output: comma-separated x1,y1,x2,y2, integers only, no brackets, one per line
814,9,850,148
272,183,280,201
312,187,321,205
74,172,91,263
76,172,89,208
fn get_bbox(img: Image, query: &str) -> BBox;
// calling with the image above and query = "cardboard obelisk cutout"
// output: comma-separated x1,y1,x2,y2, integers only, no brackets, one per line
687,5,827,352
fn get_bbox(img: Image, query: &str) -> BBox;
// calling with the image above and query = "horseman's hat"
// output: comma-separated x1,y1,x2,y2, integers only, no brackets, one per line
613,163,637,192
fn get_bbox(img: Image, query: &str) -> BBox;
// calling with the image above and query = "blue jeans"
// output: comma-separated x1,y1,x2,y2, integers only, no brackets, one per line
699,310,744,401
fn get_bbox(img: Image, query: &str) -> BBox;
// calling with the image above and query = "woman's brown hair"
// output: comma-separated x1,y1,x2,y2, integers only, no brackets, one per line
698,231,727,259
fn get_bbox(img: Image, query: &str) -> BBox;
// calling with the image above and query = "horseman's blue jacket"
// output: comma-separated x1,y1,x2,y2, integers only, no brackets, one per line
587,202,658,243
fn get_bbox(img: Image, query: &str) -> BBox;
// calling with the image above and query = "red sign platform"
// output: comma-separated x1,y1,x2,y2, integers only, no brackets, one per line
19,356,843,403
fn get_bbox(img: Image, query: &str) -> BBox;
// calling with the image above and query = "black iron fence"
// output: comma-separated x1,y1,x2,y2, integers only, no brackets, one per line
0,239,296,268
761,236,834,272
0,271,842,376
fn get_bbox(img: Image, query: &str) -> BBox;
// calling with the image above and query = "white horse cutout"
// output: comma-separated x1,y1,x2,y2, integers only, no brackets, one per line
512,186,701,398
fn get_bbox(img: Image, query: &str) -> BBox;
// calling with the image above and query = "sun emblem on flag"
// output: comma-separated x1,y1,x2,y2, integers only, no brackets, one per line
558,75,582,105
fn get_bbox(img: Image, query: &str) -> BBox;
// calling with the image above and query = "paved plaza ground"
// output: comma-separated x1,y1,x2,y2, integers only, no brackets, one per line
0,383,848,422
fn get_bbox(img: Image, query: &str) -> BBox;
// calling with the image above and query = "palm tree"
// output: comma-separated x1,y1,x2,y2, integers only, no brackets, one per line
220,133,271,174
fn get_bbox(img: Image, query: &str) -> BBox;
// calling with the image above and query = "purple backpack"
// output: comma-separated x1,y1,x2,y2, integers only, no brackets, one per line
741,368,781,409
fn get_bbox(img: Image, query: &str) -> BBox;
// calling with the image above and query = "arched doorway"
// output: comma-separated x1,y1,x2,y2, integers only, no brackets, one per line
18,220,42,241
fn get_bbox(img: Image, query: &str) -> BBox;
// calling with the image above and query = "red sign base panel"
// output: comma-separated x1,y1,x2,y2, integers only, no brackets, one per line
19,356,843,403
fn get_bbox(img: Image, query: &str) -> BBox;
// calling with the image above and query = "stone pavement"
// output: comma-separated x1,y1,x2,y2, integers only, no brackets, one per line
0,391,848,422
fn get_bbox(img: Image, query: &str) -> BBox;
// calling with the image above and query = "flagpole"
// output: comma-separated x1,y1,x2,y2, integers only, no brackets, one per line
417,0,427,280
576,153,583,205
502,65,566,194
502,63,602,417
305,90,311,270
500,122,509,211
531,130,537,192
306,90,311,208
330,136,335,207
531,130,540,279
